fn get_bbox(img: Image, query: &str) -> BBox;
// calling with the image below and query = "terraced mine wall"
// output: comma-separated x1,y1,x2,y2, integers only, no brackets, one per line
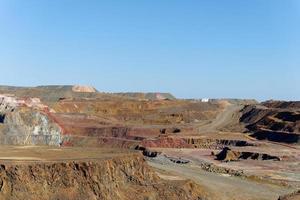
240,104,300,144
0,154,208,200
250,130,299,144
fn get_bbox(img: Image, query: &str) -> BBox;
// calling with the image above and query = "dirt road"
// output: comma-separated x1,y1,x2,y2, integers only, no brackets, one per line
148,159,293,200
198,104,243,133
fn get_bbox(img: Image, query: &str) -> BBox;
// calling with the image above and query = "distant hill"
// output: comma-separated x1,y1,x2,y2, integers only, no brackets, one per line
114,92,176,100
0,85,101,103
0,85,176,103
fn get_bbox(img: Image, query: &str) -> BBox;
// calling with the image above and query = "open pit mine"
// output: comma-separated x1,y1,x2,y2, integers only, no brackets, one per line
0,85,299,200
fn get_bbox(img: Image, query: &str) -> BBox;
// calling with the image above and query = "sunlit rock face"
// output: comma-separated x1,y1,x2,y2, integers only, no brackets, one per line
0,95,62,146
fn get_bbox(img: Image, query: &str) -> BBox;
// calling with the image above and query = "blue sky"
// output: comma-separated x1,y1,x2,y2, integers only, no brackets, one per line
0,0,299,100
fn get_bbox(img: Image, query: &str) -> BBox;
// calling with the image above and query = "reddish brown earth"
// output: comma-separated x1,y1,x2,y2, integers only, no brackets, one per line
0,85,299,200
48,97,224,148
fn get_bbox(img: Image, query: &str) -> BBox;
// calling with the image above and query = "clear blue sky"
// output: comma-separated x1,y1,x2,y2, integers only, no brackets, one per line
0,0,299,101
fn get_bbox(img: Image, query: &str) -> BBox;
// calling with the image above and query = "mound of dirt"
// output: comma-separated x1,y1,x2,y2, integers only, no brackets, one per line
215,147,241,161
72,85,97,93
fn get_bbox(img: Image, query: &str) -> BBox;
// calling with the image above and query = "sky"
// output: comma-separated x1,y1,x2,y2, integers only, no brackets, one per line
0,0,299,101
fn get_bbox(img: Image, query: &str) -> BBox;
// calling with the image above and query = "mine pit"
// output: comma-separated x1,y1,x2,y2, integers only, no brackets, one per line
0,86,298,200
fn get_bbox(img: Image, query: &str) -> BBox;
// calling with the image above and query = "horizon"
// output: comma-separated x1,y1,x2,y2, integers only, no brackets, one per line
0,84,291,102
0,0,299,101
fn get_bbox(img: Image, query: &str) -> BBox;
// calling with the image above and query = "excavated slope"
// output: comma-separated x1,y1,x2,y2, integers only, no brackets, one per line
0,96,62,146
0,150,209,200
240,104,300,144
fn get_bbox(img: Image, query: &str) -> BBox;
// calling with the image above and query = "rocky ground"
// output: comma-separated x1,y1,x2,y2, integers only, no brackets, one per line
0,85,299,200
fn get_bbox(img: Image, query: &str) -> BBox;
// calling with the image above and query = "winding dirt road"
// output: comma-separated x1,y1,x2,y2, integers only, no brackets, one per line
198,104,243,133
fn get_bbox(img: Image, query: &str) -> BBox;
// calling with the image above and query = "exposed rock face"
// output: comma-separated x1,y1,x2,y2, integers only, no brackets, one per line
215,147,281,162
0,154,208,200
184,138,255,149
0,95,62,146
240,103,300,144
1,108,62,145
141,137,191,148
0,95,18,112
